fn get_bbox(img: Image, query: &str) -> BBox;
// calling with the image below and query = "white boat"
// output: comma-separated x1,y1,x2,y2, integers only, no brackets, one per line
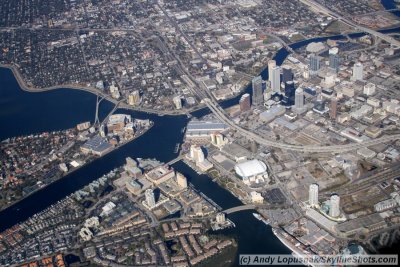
253,213,270,226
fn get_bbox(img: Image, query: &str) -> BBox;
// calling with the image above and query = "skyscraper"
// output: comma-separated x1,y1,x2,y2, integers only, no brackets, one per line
268,60,276,82
176,172,188,189
190,145,205,163
309,54,321,76
173,96,182,109
283,81,296,105
294,87,305,110
329,54,340,73
270,66,281,93
239,93,251,112
330,194,340,218
330,97,337,120
145,189,156,208
329,47,340,72
303,66,310,79
128,90,141,106
252,76,264,106
352,62,363,81
309,184,319,208
282,65,294,84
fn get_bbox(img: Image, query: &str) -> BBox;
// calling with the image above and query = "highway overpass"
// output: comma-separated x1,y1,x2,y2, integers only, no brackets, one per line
203,98,400,153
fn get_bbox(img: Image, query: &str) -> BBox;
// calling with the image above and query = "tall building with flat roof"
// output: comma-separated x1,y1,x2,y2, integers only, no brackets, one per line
282,65,293,84
329,53,340,73
352,62,363,81
128,90,140,106
330,97,338,120
309,183,319,208
190,145,205,163
239,93,251,112
145,189,156,208
176,172,188,189
270,66,281,93
283,81,296,106
268,60,276,82
294,87,305,110
173,96,182,109
309,54,321,76
252,76,263,106
330,194,340,218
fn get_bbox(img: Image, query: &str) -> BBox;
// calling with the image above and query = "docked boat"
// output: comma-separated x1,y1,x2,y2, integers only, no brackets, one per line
253,213,270,226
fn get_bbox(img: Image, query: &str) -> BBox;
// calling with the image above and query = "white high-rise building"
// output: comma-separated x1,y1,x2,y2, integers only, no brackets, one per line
176,172,188,189
268,60,276,82
270,66,281,93
352,62,363,81
363,83,376,96
309,184,319,208
216,212,226,223
303,66,310,80
190,145,205,163
128,90,141,106
330,194,340,218
173,96,182,109
145,189,156,208
294,87,305,110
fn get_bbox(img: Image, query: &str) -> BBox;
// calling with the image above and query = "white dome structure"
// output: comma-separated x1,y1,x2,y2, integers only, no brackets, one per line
234,159,267,178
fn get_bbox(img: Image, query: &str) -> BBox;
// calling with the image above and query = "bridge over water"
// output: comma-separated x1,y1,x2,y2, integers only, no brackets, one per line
222,203,289,214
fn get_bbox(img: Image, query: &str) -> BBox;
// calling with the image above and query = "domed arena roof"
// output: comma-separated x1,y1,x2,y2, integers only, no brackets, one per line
234,159,267,178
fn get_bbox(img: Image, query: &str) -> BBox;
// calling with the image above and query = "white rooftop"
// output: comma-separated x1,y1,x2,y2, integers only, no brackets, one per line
234,159,267,178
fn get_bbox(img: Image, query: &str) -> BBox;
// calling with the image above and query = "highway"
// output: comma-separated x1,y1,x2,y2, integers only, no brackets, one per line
203,98,400,153
299,0,400,48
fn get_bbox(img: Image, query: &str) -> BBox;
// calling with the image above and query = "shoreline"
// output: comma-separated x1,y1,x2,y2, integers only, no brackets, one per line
0,63,192,117
0,63,256,118
0,121,154,213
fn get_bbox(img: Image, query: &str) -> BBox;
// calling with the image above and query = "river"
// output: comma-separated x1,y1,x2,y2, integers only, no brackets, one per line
1,2,400,264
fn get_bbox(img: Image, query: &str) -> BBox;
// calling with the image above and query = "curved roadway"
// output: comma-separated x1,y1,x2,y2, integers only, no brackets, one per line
299,0,400,48
204,98,400,153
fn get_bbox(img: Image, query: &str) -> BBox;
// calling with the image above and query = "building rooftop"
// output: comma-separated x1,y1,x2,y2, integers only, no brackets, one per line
234,159,267,178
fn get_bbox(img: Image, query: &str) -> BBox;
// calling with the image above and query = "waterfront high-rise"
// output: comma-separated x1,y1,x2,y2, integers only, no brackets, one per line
330,194,340,218
145,189,156,208
268,60,276,82
270,66,281,93
128,90,141,106
309,183,319,208
252,76,264,106
352,62,364,81
176,172,188,189
173,96,182,109
190,145,205,163
239,93,251,112
216,212,226,223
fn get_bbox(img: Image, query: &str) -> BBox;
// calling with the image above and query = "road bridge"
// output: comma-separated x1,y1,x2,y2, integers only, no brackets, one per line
100,101,121,125
222,203,289,214
166,155,183,166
